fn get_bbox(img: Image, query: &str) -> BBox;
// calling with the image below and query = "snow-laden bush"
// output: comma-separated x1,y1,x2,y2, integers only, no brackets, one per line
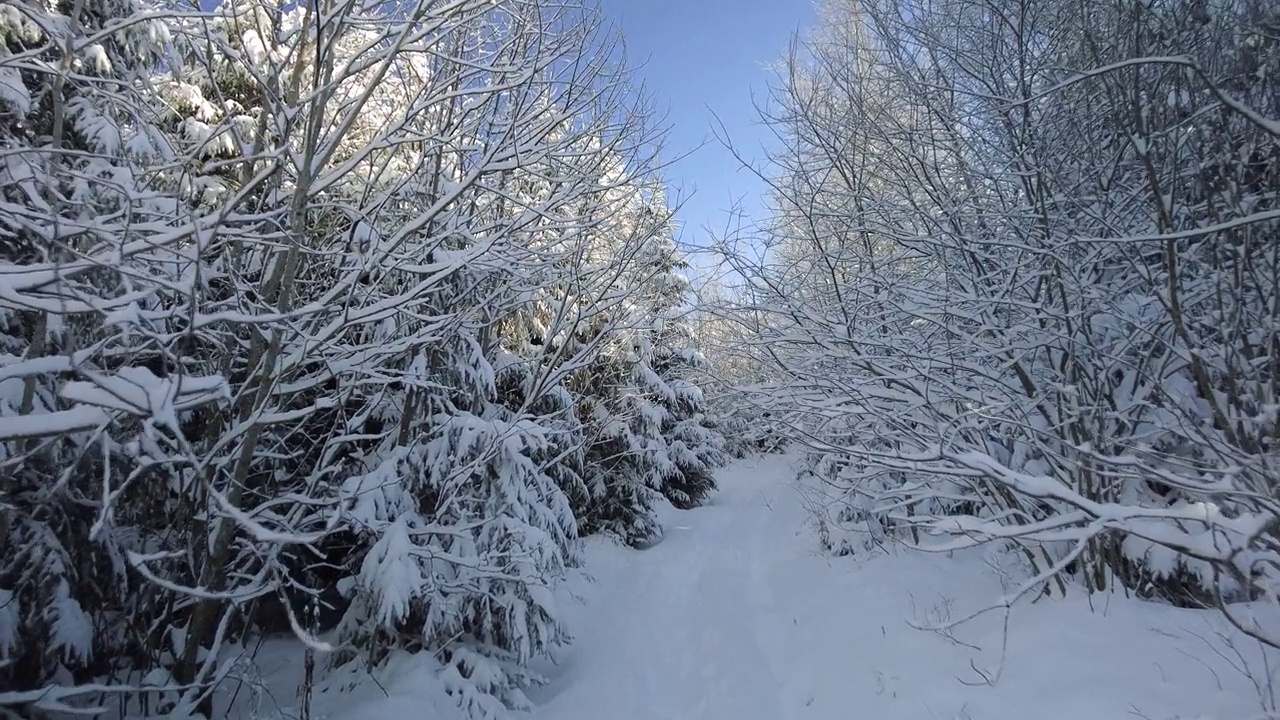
337,409,577,713
721,0,1280,649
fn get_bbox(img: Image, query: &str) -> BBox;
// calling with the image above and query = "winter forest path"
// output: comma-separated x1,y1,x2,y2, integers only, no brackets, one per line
520,454,1265,720
526,454,812,720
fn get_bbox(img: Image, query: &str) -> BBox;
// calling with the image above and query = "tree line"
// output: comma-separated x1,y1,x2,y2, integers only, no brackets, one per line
0,0,725,716
714,0,1280,653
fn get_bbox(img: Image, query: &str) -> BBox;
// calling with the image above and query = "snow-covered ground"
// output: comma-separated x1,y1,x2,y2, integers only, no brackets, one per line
241,454,1274,720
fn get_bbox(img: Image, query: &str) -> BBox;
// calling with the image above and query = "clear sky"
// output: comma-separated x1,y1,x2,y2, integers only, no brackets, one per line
594,0,815,253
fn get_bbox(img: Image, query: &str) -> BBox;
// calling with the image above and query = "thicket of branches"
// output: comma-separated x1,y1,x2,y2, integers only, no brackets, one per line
0,0,724,716
718,0,1280,645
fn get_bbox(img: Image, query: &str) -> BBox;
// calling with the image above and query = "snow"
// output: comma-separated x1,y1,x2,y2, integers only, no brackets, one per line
209,641,459,720
226,454,1270,720
0,405,111,441
526,454,1267,720
0,65,30,114
81,44,113,74
49,581,93,663
60,367,228,423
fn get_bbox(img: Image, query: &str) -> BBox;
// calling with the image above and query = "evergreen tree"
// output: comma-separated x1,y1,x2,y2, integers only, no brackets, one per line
643,217,725,509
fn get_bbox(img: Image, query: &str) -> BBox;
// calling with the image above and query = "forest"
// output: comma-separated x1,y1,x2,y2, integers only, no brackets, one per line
1,0,1278,717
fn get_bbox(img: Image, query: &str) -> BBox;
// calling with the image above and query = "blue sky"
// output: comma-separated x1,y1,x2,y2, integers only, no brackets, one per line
594,0,815,252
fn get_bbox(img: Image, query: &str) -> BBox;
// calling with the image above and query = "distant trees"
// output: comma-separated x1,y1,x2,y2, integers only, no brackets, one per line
724,0,1280,644
0,0,722,716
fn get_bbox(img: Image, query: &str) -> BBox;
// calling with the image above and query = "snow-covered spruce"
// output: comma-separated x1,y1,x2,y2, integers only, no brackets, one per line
337,408,578,715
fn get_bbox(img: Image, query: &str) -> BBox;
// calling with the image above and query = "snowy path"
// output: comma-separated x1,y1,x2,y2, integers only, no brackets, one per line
527,454,803,720
526,454,1265,720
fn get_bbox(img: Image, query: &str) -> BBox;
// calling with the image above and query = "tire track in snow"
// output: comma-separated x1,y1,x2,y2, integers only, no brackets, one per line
685,481,795,720
528,458,799,720
527,501,733,718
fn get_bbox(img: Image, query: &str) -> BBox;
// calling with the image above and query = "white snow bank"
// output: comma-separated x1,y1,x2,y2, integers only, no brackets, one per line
211,640,458,720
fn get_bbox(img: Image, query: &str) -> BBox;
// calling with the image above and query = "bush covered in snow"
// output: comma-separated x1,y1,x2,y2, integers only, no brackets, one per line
714,0,1280,654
